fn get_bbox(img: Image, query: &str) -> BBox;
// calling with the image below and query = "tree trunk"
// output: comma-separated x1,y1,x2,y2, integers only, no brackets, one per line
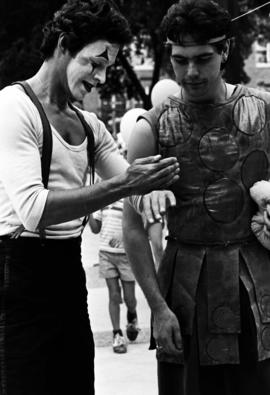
118,51,152,109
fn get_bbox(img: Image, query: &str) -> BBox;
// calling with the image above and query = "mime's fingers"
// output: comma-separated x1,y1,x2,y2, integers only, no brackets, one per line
134,155,161,165
152,165,180,187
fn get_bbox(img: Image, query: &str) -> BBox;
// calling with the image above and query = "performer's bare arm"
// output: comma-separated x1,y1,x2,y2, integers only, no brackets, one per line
123,119,182,355
123,202,182,356
128,118,177,222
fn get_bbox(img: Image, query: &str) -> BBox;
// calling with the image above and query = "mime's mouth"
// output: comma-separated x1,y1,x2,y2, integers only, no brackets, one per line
82,80,93,92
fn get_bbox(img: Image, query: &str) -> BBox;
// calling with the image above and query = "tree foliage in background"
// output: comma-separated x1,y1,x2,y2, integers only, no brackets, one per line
0,0,269,109
218,0,270,84
99,0,176,108
101,0,270,108
0,0,66,88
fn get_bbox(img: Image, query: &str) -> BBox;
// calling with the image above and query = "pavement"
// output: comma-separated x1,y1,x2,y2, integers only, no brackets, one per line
81,226,158,395
95,343,158,395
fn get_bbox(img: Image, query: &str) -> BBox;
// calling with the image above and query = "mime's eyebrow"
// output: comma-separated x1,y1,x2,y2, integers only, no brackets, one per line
96,49,109,60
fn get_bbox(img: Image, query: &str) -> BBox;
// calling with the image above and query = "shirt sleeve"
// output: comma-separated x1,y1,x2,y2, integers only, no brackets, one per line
0,87,49,231
82,111,129,179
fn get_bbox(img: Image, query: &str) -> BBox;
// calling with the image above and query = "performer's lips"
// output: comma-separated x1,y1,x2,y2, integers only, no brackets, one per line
185,81,205,87
82,80,93,92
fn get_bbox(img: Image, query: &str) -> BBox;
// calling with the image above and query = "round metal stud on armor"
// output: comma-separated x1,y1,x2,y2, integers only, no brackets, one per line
212,306,238,330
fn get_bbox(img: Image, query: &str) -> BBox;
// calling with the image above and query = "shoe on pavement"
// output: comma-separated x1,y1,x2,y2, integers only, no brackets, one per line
126,319,140,341
113,333,127,354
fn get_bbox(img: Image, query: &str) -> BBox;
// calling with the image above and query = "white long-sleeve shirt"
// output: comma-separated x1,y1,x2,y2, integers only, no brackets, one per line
0,85,128,238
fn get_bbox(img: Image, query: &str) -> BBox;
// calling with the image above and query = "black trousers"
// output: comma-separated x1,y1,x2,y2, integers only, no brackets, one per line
0,236,94,395
158,281,270,395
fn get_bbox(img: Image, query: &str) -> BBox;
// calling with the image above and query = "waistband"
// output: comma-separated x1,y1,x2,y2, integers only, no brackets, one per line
166,235,255,247
0,234,81,245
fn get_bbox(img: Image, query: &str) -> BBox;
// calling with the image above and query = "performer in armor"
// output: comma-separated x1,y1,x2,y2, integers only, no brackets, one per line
123,1,270,394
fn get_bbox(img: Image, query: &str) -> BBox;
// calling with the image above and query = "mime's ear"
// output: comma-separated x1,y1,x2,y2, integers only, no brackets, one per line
57,33,67,54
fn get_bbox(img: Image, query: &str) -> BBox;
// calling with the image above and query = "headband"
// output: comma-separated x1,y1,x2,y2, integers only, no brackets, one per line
165,35,227,47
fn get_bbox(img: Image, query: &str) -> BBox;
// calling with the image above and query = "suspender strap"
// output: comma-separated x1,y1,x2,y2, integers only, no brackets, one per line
69,102,95,184
69,103,95,229
12,81,53,188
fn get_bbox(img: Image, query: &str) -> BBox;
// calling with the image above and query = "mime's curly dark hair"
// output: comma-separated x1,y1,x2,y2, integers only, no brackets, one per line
161,0,232,50
40,0,132,59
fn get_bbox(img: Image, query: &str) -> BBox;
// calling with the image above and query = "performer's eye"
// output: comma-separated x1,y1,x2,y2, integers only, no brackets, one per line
172,57,188,65
196,56,213,64
91,62,98,71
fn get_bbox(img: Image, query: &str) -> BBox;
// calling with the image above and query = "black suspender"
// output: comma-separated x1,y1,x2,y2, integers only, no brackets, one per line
11,81,95,235
13,81,53,189
68,102,96,228
69,102,95,184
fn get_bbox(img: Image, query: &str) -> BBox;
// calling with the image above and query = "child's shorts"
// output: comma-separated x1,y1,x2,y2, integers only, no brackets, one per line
99,250,135,281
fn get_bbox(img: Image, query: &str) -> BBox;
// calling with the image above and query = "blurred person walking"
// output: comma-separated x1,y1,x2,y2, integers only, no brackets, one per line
89,198,139,354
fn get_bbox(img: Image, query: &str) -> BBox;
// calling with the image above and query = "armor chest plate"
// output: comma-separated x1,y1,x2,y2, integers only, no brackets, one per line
157,91,270,243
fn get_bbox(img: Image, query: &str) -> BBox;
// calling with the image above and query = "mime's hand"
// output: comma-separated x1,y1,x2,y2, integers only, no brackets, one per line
125,155,179,195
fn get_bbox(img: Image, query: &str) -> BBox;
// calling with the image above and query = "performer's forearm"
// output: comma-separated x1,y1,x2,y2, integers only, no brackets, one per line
123,201,167,313
39,174,129,228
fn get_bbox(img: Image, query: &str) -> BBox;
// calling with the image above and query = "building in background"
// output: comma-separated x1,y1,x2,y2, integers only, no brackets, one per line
245,36,270,91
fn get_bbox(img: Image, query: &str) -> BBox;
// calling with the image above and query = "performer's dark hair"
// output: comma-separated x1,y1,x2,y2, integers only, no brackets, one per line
40,0,132,59
161,0,231,53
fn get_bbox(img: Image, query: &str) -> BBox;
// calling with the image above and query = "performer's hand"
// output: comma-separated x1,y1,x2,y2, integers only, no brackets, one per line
124,155,179,195
141,190,176,224
153,305,183,356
